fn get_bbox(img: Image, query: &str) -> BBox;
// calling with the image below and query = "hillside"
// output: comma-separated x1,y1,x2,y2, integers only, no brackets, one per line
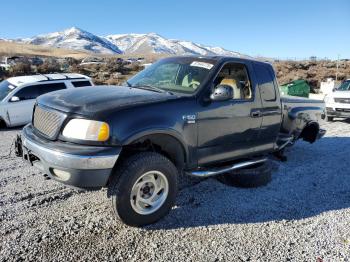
0,41,90,59
273,60,350,91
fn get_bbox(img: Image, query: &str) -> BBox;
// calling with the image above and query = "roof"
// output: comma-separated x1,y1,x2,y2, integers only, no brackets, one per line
7,73,90,87
165,55,269,65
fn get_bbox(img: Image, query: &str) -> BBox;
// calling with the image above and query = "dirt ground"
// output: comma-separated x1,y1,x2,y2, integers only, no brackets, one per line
0,120,350,261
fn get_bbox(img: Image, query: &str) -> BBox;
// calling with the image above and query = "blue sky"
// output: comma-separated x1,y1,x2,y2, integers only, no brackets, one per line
1,0,349,59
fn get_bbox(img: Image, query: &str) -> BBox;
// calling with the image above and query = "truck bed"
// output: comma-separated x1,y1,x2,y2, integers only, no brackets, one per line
280,95,325,144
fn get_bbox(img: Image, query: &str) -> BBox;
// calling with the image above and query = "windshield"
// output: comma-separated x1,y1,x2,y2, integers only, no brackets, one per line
0,80,16,101
337,80,350,91
127,58,215,94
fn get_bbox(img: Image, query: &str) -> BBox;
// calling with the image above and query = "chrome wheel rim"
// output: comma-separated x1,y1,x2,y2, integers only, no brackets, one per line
130,170,169,215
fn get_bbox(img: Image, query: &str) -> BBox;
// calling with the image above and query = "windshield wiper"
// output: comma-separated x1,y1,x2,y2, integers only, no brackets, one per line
131,84,173,95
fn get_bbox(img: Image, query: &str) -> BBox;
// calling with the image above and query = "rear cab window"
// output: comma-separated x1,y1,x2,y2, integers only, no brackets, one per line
71,80,92,87
254,63,277,101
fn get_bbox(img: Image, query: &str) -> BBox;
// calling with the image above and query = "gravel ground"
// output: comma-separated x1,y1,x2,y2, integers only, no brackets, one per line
1,121,350,261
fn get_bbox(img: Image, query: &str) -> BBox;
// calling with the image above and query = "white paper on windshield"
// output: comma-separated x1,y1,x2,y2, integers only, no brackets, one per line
8,85,16,90
190,61,214,70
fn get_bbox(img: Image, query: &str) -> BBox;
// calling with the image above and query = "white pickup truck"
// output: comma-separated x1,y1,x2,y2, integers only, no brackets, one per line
325,79,350,121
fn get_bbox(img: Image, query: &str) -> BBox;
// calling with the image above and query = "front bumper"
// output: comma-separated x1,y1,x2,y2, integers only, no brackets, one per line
19,124,121,189
326,106,350,118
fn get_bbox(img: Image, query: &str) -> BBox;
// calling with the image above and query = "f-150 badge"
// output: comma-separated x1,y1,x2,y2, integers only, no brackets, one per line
182,115,196,124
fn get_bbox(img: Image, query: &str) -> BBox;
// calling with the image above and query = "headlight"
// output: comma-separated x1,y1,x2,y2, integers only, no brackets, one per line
62,119,110,141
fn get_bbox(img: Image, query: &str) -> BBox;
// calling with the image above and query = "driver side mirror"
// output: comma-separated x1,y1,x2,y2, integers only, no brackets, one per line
210,85,233,101
10,96,20,102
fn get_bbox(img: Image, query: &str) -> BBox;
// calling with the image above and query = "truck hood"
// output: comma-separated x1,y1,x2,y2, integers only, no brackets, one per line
330,91,350,98
37,85,176,116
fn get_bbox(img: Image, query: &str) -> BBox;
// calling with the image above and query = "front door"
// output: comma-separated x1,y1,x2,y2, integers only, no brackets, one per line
6,85,40,126
197,62,263,165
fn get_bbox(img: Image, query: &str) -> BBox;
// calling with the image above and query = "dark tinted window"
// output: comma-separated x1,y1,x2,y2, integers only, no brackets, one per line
14,85,40,100
13,82,66,101
71,80,92,87
39,83,66,95
254,63,276,101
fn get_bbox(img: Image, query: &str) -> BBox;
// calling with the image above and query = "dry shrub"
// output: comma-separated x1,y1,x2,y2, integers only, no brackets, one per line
10,62,33,76
37,59,61,73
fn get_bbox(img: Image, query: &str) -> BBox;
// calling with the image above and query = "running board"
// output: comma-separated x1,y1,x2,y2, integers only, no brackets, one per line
185,158,268,178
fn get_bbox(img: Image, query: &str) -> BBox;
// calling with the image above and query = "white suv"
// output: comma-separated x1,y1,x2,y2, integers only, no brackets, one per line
0,73,93,127
325,79,350,121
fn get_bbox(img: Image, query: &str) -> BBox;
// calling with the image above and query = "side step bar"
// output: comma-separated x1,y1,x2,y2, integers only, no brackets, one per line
186,158,268,178
275,133,294,151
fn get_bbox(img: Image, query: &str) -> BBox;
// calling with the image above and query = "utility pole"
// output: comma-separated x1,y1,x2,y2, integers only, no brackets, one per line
336,54,340,81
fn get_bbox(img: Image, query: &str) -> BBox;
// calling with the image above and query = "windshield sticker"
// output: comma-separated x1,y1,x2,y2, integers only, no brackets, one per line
8,85,16,90
190,61,214,70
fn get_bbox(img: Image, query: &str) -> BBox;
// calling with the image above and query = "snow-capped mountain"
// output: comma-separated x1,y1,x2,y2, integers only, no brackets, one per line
105,33,241,56
11,27,243,57
16,27,122,54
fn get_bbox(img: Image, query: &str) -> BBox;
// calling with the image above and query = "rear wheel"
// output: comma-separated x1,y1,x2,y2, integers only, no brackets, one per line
217,161,272,188
108,152,178,227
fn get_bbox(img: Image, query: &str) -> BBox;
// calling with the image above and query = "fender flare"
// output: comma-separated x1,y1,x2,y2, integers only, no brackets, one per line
122,128,190,163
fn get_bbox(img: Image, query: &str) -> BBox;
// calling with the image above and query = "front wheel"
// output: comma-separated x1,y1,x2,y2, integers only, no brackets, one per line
327,116,334,122
108,152,178,227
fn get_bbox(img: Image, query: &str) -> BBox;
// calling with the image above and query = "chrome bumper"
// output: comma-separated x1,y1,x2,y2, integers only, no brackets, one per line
22,134,118,170
20,124,121,188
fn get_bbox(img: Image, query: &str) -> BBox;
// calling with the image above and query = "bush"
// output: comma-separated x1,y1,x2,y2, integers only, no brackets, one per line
0,67,7,79
10,62,33,76
37,59,61,74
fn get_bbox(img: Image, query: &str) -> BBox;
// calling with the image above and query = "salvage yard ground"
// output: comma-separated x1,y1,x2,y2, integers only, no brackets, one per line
0,120,350,261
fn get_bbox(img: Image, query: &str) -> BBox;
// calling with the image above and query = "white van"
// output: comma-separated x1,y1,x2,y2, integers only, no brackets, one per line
0,73,93,127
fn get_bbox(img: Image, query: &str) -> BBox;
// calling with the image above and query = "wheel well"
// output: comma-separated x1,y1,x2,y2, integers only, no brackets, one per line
0,118,7,129
121,134,186,169
300,122,319,143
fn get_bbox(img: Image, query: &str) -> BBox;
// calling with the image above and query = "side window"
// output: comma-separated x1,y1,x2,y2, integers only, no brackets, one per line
71,80,92,87
254,63,276,101
38,83,66,96
14,85,40,101
214,63,252,100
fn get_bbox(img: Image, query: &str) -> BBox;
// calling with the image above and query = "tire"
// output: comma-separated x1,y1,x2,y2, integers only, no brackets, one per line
217,161,272,188
108,152,178,227
327,116,334,122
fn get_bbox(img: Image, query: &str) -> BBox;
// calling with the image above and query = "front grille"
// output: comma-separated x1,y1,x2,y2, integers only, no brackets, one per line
334,98,350,104
33,106,63,139
336,108,350,112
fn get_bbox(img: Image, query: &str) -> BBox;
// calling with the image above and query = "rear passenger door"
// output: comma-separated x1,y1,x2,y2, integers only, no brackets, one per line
253,62,282,153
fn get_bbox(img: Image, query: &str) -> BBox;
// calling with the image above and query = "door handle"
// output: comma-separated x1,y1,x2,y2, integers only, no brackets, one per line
250,110,262,118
